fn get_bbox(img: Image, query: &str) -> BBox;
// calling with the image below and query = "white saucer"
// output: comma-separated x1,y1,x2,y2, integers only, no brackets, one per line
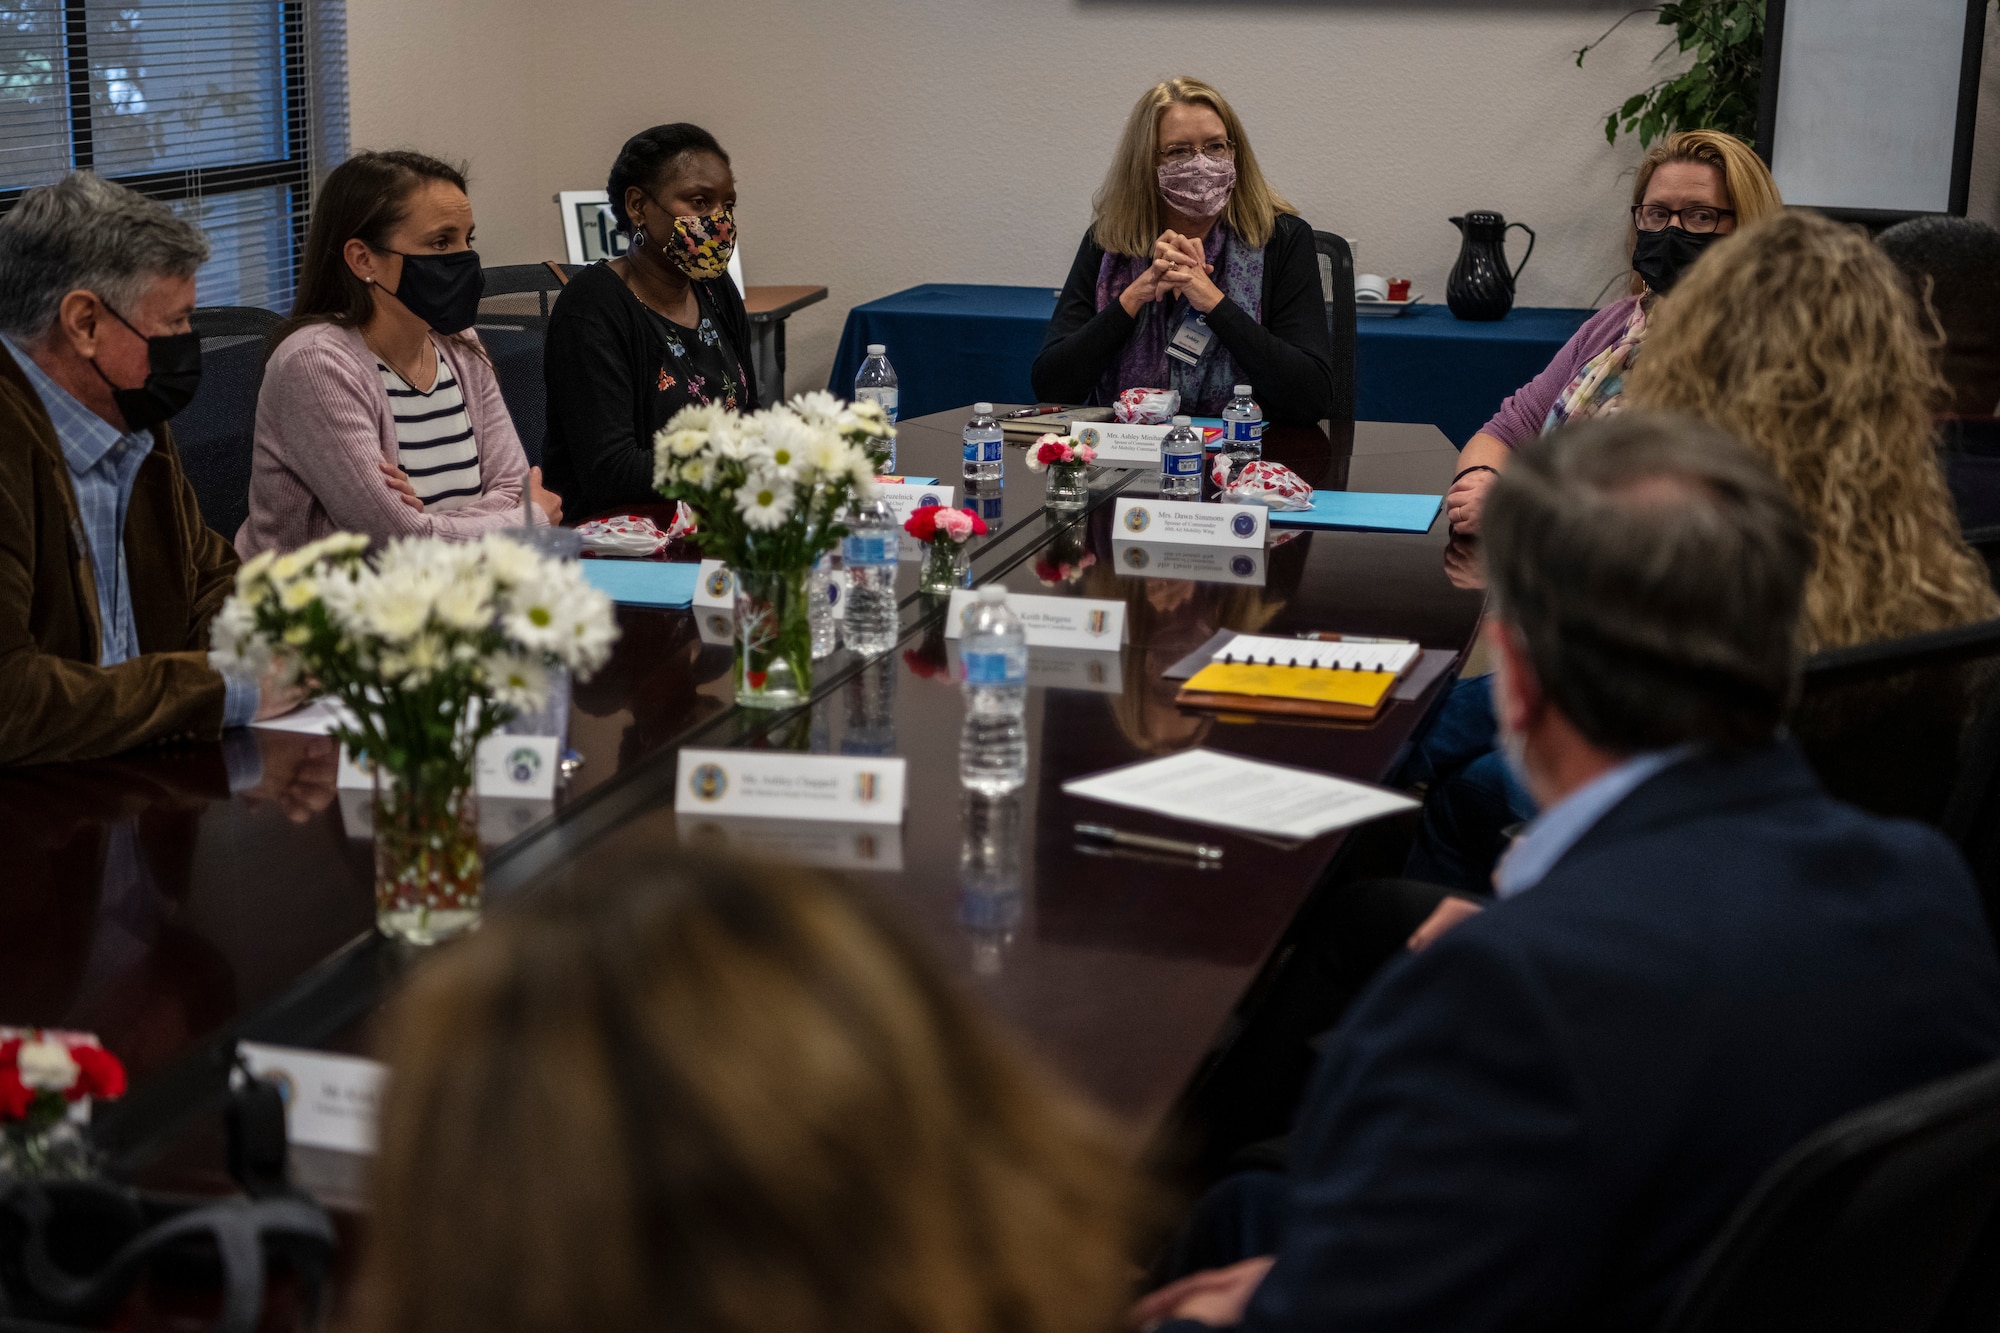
1355,294,1424,318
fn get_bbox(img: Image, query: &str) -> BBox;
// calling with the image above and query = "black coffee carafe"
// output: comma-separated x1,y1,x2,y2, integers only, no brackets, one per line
1447,211,1536,321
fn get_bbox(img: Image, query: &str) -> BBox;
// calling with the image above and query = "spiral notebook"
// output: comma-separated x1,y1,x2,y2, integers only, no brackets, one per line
1175,634,1422,720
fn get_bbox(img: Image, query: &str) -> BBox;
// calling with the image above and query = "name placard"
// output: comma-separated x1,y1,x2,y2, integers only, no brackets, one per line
693,559,735,608
337,734,559,801
1114,498,1268,548
943,590,1128,648
237,1042,387,1155
695,607,735,645
874,481,956,524
1071,421,1167,467
1111,539,1267,586
674,748,906,825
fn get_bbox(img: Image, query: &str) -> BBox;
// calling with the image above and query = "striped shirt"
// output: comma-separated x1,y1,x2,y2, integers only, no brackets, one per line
379,346,481,511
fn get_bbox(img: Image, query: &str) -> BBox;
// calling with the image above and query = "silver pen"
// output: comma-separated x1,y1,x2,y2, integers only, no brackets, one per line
1074,822,1224,862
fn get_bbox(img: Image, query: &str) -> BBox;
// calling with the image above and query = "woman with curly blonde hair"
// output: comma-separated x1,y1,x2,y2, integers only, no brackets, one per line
1625,208,1999,651
355,851,1146,1333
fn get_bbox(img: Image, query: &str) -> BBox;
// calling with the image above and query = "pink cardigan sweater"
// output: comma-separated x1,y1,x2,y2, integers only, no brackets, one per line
236,323,544,557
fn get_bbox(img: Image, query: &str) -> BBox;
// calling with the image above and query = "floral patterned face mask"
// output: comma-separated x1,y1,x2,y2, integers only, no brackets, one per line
666,206,736,281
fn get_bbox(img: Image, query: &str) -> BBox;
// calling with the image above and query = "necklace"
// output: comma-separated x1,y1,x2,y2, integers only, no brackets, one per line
364,330,436,392
617,257,699,326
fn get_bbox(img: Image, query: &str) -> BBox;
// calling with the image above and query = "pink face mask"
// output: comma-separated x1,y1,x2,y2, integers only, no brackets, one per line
1157,154,1237,220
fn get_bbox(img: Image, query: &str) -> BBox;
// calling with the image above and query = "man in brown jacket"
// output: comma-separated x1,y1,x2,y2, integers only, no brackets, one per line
0,172,294,765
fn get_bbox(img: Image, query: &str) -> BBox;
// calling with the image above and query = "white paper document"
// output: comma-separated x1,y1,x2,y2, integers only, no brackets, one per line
1213,634,1422,675
1062,748,1418,842
251,697,356,735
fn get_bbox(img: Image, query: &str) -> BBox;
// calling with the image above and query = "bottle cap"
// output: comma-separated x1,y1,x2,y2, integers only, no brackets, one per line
1172,415,1192,426
977,583,1007,603
867,344,886,355
1234,384,1252,396
974,402,995,415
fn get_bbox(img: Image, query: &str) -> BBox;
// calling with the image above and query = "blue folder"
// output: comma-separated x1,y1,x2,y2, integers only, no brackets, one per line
1268,491,1443,534
580,560,700,608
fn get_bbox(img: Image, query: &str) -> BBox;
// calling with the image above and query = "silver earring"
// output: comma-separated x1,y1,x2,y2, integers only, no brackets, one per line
631,226,647,250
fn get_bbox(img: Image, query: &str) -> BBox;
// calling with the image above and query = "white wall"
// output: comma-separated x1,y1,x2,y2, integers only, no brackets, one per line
345,0,2000,399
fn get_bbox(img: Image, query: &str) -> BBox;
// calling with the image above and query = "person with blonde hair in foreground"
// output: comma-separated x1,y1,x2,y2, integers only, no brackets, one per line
1032,77,1333,423
354,853,1142,1333
1625,207,2000,651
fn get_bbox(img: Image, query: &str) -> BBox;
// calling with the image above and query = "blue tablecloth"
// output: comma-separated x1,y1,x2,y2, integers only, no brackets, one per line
1354,305,1592,447
828,283,1061,419
829,285,1591,442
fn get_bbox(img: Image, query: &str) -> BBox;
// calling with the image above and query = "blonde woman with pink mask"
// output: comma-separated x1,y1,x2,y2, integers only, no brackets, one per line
1032,77,1333,424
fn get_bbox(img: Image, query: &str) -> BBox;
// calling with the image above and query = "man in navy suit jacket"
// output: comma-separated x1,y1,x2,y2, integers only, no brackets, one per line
1137,414,2000,1333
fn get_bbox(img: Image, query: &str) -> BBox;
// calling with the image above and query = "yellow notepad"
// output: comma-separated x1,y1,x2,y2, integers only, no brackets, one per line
1182,660,1401,711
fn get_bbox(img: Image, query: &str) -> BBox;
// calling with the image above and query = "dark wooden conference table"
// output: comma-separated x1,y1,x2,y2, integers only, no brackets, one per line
2,406,1484,1197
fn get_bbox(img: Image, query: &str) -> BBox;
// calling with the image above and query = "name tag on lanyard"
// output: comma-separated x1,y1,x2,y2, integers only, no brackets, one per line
1166,305,1214,366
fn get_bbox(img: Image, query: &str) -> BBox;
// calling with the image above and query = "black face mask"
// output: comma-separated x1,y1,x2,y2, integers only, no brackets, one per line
1631,225,1715,295
89,302,202,430
390,249,483,334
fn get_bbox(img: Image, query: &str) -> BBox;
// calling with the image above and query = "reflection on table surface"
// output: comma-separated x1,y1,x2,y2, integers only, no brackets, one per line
0,408,1482,1178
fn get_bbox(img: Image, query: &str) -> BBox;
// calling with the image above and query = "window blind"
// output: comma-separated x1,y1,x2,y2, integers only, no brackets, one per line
0,0,346,312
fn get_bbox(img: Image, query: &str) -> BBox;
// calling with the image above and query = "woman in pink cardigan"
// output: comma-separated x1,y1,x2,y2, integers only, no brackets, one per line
239,150,562,558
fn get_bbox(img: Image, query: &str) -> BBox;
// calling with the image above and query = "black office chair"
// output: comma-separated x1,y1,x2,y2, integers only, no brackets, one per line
173,332,270,540
1791,616,2000,827
1312,230,1357,422
478,326,546,468
189,305,283,341
1941,664,2000,947
479,260,582,320
1659,1057,2000,1333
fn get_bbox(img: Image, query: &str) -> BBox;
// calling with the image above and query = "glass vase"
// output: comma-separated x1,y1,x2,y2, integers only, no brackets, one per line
918,541,971,595
734,566,814,709
0,1119,96,1184
374,767,482,945
1045,460,1090,511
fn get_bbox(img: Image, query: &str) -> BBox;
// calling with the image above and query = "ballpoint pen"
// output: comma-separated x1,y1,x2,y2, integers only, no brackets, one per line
1074,822,1224,862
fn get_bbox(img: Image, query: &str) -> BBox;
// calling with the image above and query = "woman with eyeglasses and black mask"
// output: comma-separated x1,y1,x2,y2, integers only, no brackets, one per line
240,150,561,558
1032,77,1333,424
542,123,754,519
1442,129,1782,536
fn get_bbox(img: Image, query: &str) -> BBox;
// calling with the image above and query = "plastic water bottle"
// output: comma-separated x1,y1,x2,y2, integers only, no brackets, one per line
841,658,898,756
854,345,899,424
1160,415,1203,499
854,344,899,472
841,498,900,656
958,791,1024,976
963,401,1003,484
958,584,1027,795
1223,384,1264,458
808,551,840,659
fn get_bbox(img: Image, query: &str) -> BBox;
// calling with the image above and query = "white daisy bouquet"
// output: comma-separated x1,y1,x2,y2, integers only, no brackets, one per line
653,396,889,704
209,532,620,935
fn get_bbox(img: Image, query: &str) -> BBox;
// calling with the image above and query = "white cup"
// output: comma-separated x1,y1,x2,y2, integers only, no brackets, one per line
1355,272,1389,302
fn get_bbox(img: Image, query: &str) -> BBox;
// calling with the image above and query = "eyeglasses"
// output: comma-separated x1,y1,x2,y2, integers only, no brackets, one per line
1159,140,1235,163
1631,204,1736,235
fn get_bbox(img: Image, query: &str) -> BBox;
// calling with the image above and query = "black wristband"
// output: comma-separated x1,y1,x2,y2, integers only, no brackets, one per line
1452,465,1500,486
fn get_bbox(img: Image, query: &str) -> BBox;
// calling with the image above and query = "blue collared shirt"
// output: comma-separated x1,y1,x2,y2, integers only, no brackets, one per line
3,334,257,727
1493,745,1699,899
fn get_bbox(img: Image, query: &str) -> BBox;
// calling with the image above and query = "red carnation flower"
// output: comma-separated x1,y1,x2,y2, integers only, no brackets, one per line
903,507,940,543
69,1044,126,1102
0,1065,32,1122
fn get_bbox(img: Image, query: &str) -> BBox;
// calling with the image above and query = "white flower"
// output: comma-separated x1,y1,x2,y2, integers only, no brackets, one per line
676,454,715,488
845,398,891,432
18,1040,79,1092
432,572,496,631
754,410,820,477
736,469,796,530
483,651,549,712
787,389,846,426
664,402,733,436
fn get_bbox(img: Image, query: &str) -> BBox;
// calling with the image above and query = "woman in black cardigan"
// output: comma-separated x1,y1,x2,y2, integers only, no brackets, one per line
1032,78,1332,425
543,123,757,518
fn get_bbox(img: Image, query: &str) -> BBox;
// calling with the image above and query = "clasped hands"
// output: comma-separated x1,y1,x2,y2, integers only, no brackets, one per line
1120,230,1224,318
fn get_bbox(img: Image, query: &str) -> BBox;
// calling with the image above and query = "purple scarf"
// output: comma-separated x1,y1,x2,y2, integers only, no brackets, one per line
1093,222,1264,416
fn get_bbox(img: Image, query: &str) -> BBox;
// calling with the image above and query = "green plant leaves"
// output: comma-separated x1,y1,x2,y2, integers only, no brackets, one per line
1579,0,1765,148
